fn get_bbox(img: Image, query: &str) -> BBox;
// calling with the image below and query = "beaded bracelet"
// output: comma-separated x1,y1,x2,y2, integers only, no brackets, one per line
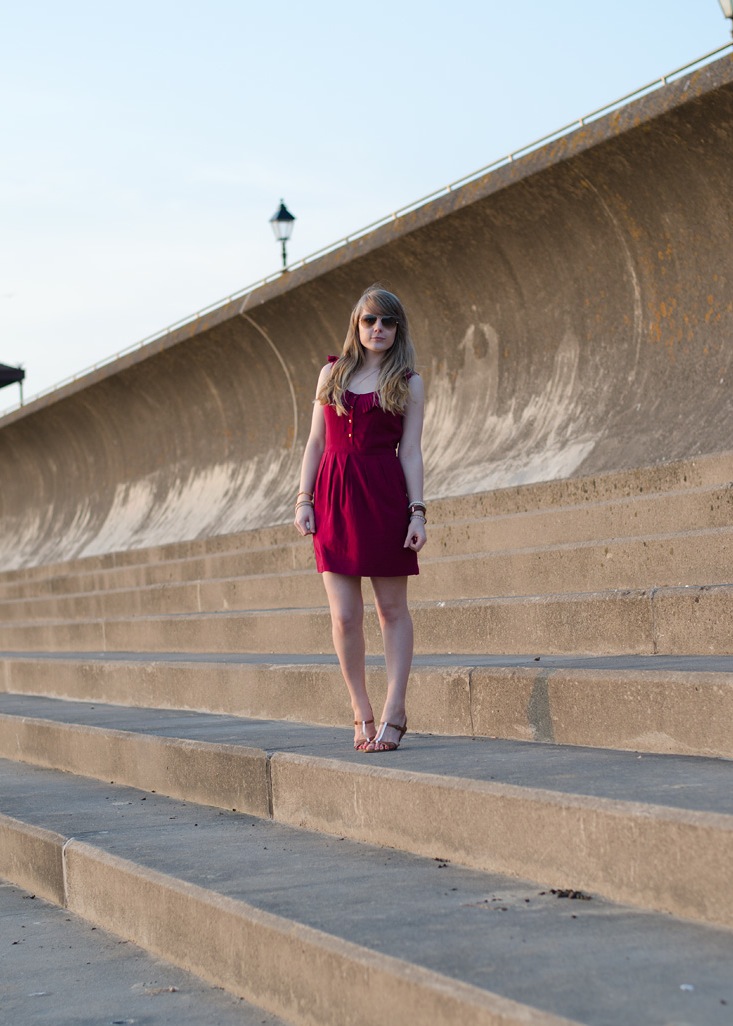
409,513,427,523
295,500,314,511
297,491,314,500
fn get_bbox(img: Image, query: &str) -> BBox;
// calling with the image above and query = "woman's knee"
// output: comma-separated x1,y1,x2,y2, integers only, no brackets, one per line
330,602,364,635
375,597,410,628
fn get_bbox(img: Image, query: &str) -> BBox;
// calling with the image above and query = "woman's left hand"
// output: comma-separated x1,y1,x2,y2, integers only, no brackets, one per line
404,518,427,552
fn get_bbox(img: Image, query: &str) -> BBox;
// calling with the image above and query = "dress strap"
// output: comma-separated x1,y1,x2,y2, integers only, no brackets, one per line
327,354,339,365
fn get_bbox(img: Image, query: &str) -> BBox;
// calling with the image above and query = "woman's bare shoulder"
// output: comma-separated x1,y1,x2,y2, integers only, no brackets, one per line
313,362,334,396
407,372,424,398
318,362,334,382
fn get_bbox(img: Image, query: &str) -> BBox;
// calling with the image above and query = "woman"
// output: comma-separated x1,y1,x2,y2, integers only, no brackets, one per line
294,285,427,752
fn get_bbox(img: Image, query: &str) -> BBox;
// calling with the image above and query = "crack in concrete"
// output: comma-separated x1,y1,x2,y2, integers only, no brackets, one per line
466,668,476,738
527,670,555,744
649,586,659,655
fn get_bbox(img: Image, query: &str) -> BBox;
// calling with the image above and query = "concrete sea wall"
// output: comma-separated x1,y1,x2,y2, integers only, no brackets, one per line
0,57,731,570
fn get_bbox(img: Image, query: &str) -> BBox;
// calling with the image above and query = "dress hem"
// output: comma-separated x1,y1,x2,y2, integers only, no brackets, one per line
316,568,419,578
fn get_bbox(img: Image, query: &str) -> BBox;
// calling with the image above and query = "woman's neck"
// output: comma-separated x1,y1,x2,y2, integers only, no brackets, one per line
347,358,382,394
360,353,383,372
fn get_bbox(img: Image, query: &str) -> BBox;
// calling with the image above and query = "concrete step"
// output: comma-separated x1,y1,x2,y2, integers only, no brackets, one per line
0,693,731,929
0,583,731,655
1,756,732,1026
2,652,732,759
0,526,730,621
430,482,733,558
0,879,286,1026
0,460,730,601
0,535,312,601
0,520,298,589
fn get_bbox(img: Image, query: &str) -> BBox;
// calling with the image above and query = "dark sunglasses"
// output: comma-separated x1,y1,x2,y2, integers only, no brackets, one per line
360,314,398,329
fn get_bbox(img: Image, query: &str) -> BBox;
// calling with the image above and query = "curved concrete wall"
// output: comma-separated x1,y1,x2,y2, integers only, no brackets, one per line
1,58,732,570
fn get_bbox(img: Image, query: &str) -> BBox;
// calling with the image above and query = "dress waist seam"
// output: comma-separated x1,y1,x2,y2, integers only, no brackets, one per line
323,448,398,455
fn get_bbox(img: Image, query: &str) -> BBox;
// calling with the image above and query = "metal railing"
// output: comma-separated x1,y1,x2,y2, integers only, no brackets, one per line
5,40,732,415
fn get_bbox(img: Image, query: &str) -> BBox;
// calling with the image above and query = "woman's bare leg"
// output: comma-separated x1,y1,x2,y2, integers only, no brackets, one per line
322,572,375,745
369,575,412,748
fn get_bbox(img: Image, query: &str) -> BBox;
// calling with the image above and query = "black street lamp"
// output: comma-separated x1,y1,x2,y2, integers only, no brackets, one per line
269,200,296,271
720,0,733,35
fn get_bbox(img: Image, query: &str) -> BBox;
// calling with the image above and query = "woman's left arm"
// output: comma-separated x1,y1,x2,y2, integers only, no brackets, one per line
399,375,427,552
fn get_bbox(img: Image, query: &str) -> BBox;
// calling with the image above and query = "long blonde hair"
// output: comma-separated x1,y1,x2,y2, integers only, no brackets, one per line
318,285,416,416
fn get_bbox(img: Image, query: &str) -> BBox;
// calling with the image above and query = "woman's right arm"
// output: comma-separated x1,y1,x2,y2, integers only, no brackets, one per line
294,365,331,536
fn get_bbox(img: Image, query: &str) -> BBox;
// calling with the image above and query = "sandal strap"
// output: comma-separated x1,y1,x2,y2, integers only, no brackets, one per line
354,718,376,749
375,720,407,742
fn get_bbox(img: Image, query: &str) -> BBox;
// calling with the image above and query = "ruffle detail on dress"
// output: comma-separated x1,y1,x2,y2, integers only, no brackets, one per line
344,389,381,413
327,358,416,413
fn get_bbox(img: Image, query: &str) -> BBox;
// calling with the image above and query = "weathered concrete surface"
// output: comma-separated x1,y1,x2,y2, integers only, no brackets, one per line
0,59,732,570
1,458,731,606
0,715,271,816
2,757,733,1025
3,655,733,758
66,841,571,1026
2,583,733,656
271,754,733,929
0,881,284,1026
0,813,65,903
0,452,731,594
0,527,730,622
2,695,733,927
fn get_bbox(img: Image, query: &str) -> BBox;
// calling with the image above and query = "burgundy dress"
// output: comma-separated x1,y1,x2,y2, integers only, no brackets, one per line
313,358,419,577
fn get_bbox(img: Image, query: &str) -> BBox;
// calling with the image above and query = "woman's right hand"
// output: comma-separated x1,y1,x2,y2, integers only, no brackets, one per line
294,504,316,536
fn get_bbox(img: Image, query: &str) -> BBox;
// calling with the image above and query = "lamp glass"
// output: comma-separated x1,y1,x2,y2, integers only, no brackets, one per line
270,201,295,242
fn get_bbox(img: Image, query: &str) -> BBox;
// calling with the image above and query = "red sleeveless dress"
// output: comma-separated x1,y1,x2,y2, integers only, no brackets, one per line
312,357,419,577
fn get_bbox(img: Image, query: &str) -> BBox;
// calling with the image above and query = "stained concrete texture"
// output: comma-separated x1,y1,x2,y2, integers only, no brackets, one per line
0,58,732,569
0,692,731,817
1,760,732,1026
1,693,732,932
0,881,285,1025
3,649,732,671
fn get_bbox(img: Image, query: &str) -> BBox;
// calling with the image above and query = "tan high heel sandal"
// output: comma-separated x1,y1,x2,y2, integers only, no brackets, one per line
354,718,376,751
365,720,407,753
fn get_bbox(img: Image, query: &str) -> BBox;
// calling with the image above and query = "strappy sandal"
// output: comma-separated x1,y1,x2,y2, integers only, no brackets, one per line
354,718,376,751
365,720,407,753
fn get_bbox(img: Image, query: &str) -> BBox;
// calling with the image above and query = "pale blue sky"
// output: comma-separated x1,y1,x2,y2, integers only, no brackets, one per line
0,1,730,412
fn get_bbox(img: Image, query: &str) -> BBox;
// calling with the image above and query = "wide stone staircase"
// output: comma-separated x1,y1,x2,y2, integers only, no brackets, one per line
1,451,732,1025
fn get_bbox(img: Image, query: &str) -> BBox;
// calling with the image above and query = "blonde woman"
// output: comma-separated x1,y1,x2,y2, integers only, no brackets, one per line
294,285,427,752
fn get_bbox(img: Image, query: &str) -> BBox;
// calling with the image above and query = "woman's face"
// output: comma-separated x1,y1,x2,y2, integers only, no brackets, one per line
358,305,398,356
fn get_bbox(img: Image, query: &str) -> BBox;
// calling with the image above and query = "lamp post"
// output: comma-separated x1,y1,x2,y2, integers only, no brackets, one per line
720,0,733,35
269,200,296,271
